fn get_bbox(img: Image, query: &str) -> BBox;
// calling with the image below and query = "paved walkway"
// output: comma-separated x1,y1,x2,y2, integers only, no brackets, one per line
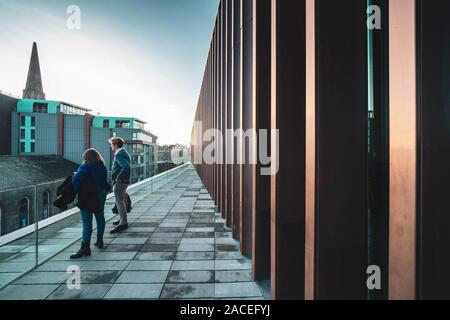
0,167,265,300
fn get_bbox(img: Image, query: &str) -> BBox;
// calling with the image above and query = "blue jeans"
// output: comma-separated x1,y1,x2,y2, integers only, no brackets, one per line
80,189,107,244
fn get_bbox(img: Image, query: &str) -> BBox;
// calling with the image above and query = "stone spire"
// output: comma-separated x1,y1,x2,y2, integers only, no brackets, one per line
23,42,46,100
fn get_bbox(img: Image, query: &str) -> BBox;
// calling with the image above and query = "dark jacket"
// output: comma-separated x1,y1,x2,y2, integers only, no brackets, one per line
72,162,110,193
77,176,102,213
53,176,75,211
72,162,110,214
111,148,131,182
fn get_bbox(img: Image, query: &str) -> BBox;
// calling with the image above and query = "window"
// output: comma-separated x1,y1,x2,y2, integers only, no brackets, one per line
103,119,109,128
20,116,26,126
133,144,143,153
31,117,35,127
19,197,30,228
42,191,50,219
133,132,138,140
60,104,86,115
33,103,48,113
135,122,145,129
20,142,25,153
116,120,130,128
20,129,25,139
30,142,35,153
31,129,35,140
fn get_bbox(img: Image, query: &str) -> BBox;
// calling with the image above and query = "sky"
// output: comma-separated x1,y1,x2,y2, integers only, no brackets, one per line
0,0,219,145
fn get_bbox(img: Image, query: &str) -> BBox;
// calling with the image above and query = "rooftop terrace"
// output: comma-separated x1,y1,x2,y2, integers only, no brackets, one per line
0,164,266,300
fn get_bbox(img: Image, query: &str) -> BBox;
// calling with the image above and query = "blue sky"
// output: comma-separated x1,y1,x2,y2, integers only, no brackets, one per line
0,0,219,144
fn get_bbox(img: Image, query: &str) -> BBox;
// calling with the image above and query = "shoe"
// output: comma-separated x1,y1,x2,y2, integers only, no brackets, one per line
70,242,91,259
110,224,128,234
94,236,104,249
113,220,120,226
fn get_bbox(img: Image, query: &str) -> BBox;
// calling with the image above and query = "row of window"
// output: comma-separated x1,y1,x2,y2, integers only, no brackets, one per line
60,104,86,115
20,128,35,140
131,155,147,165
33,103,48,113
103,119,131,129
20,142,35,153
135,122,145,129
20,116,35,127
131,144,145,154
132,132,155,143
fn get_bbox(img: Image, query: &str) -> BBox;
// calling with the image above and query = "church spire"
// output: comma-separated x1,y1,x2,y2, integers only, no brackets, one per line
23,42,46,100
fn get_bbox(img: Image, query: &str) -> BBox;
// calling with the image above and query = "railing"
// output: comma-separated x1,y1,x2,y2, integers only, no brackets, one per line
0,163,191,290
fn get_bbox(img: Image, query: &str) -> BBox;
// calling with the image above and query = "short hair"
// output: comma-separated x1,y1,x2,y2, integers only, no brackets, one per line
109,137,124,148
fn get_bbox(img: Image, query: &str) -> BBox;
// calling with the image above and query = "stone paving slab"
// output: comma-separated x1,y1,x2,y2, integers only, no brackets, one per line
215,282,263,299
135,252,175,261
116,271,168,283
175,252,214,261
0,284,60,300
104,283,163,299
167,270,214,283
126,260,172,271
48,284,113,300
161,283,215,299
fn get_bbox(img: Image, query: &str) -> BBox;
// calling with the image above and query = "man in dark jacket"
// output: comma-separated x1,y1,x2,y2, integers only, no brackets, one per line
109,137,131,234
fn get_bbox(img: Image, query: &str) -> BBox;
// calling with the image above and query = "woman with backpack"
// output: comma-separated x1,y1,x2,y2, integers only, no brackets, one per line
70,148,111,259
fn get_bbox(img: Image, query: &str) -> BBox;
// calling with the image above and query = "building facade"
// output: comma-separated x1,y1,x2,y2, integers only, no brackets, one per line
91,116,158,183
0,93,19,155
10,102,158,183
191,0,450,300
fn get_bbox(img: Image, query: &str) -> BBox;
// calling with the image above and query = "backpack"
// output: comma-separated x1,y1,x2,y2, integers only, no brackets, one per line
112,193,132,214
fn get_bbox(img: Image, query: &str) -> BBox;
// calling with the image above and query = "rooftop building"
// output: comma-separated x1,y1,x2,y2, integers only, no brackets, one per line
0,155,78,191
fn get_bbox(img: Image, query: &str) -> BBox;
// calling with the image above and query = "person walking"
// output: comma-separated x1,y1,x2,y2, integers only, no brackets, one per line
70,149,110,259
109,137,131,234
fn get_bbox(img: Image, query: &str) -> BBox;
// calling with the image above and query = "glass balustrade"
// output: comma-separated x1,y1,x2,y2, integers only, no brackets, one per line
0,162,191,290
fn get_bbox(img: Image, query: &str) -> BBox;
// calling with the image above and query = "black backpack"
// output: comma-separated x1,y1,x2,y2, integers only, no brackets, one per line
112,193,132,214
